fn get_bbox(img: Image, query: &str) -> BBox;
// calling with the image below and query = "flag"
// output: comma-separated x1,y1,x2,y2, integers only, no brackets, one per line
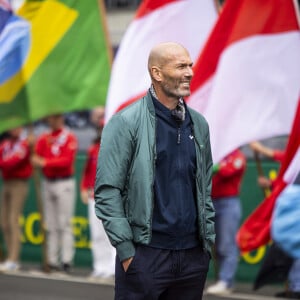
104,0,218,122
187,0,300,163
0,0,111,133
236,97,300,253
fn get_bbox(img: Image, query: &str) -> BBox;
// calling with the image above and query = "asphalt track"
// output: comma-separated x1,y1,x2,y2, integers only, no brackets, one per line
0,265,286,300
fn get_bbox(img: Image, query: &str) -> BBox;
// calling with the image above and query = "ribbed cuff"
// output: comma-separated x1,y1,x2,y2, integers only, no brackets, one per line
116,240,136,262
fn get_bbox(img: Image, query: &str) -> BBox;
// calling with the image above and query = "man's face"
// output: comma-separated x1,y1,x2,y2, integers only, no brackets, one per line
159,50,194,98
47,114,64,130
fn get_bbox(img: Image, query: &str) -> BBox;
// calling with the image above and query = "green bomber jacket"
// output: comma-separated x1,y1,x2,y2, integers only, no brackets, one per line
94,91,215,262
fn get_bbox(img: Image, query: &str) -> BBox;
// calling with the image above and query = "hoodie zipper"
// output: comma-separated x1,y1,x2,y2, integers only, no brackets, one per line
177,124,181,144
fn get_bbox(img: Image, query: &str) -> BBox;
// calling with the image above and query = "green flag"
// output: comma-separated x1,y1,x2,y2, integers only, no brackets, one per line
0,0,111,133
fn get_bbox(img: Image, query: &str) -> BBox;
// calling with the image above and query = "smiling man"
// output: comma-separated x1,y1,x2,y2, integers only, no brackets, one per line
95,42,215,300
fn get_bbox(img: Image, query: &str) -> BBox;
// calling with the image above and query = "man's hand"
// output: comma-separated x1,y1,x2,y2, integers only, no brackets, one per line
80,190,89,204
249,141,274,158
122,257,133,272
31,154,46,168
258,176,272,189
27,132,36,148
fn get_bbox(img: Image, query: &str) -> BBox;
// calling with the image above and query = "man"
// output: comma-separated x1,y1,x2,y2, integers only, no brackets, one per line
95,42,215,299
0,127,32,272
206,149,246,294
31,114,77,273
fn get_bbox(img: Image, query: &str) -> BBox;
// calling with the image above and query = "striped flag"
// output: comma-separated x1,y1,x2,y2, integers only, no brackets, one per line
236,97,300,253
104,0,218,122
187,0,300,163
0,0,111,133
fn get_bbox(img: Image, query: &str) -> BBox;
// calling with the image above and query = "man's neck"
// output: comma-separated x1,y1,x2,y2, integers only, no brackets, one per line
150,85,179,110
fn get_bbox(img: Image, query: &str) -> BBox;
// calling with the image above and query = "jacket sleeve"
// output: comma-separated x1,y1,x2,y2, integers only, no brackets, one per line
94,114,135,262
204,124,216,251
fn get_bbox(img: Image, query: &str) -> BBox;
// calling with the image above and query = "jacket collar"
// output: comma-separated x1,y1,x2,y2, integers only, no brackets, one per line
145,90,156,117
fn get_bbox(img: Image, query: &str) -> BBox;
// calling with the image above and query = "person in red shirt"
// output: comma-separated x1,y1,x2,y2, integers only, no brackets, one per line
206,149,246,295
80,126,115,280
31,114,77,273
250,141,300,299
0,127,32,272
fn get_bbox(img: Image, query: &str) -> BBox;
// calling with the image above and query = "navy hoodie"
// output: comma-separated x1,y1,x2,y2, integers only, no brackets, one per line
150,96,200,249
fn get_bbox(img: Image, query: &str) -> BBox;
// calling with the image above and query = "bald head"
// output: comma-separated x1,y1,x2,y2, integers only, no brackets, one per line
147,42,193,107
148,42,189,76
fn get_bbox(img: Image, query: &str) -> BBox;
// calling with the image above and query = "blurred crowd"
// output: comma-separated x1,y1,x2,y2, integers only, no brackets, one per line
0,107,114,281
0,107,298,298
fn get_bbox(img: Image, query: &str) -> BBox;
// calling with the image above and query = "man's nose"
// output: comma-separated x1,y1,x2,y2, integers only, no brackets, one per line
186,66,194,77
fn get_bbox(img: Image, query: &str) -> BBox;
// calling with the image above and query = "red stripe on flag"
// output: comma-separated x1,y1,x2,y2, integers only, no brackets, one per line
236,179,287,253
190,0,299,93
135,0,179,19
278,98,300,179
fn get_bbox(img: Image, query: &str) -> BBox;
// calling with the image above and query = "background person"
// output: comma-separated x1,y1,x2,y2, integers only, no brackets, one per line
31,114,77,273
0,127,32,272
80,121,115,280
95,42,215,299
206,149,246,294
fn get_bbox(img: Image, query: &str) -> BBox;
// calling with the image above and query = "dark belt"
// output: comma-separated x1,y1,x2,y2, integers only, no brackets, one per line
46,176,73,182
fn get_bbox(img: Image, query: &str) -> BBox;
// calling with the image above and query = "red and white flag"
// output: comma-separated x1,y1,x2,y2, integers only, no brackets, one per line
104,0,218,121
236,97,300,253
187,0,300,163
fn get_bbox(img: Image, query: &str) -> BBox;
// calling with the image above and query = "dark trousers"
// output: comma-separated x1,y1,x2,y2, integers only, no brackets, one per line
115,245,210,300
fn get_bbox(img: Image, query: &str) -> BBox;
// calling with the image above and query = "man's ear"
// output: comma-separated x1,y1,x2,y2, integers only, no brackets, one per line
151,66,162,82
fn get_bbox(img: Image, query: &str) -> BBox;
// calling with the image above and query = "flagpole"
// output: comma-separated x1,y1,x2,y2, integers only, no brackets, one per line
253,150,270,198
97,0,113,65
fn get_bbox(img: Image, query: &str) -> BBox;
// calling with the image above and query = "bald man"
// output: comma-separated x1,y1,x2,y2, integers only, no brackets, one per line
95,42,215,299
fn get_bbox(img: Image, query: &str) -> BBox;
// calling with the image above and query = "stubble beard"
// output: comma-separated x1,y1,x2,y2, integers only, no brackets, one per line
161,82,191,99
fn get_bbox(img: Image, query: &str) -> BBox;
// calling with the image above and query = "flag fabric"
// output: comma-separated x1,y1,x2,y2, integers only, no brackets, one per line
0,0,111,133
187,0,300,163
104,0,218,122
236,97,300,253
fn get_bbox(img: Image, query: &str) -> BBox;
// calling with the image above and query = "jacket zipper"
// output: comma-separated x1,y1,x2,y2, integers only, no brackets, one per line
200,143,207,250
149,116,157,244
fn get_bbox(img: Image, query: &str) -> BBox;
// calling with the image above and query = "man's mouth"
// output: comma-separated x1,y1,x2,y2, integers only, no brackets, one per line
181,81,190,87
